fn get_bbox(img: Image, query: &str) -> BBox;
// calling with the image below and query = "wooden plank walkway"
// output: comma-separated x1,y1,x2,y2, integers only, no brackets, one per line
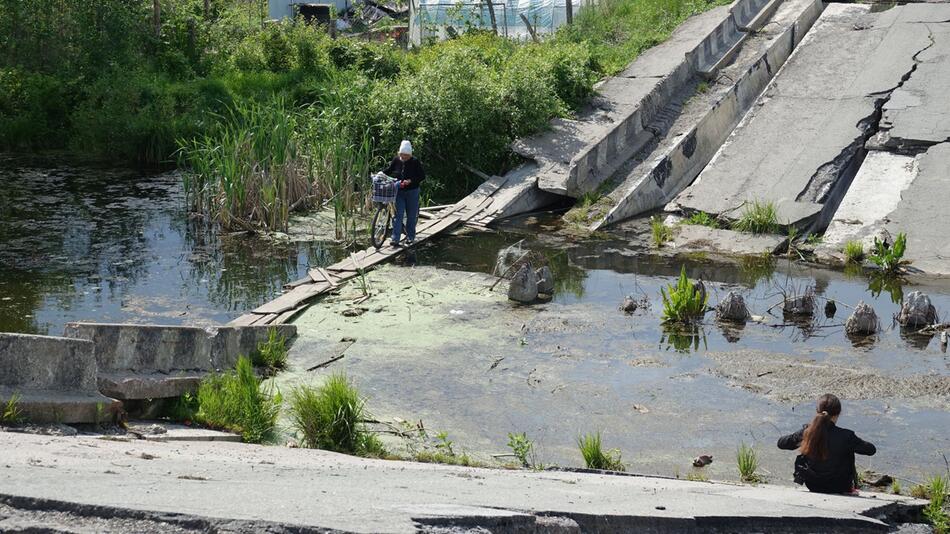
228,176,509,327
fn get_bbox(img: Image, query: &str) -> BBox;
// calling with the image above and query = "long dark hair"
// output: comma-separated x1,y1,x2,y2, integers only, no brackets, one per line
800,394,842,461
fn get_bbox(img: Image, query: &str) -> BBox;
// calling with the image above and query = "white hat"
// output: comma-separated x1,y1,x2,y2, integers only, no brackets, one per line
399,140,413,156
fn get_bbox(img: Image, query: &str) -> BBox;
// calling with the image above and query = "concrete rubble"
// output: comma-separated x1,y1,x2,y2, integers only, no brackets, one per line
846,302,880,336
897,291,938,328
716,292,750,322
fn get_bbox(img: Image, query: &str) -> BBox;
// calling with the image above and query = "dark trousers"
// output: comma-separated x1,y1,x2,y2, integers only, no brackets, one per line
392,187,420,243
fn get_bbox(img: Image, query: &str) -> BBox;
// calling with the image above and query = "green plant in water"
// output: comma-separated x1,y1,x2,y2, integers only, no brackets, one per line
924,475,949,534
685,211,719,228
253,328,288,376
737,443,762,483
869,232,907,273
660,323,707,353
577,432,625,471
732,201,779,235
195,356,282,444
651,216,672,247
660,266,708,324
843,240,865,264
1,393,23,424
288,373,385,456
868,271,904,304
507,432,535,468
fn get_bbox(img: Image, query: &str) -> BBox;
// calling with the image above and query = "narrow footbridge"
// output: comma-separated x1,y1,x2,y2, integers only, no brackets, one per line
229,175,510,327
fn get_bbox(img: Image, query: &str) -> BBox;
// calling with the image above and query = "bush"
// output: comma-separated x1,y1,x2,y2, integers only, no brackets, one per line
194,356,281,443
660,266,708,323
578,432,625,471
287,374,384,456
869,232,907,273
843,240,865,264
732,201,779,234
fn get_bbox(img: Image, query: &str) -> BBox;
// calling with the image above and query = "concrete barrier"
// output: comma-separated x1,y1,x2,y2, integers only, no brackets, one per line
0,333,120,423
593,0,823,229
63,323,296,400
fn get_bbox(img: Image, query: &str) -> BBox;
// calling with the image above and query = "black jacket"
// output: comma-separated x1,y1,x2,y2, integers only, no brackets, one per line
383,156,425,190
778,423,876,493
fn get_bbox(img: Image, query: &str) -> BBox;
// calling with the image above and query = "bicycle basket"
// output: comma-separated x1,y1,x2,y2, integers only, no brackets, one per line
372,176,398,203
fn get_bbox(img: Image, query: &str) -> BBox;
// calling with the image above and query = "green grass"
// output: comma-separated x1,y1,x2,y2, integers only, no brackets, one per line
194,356,281,444
736,443,762,483
891,479,902,495
686,470,709,482
651,216,673,247
507,432,535,468
912,484,930,499
1,393,23,424
413,449,478,466
578,432,625,471
732,201,779,235
869,232,907,273
660,265,708,323
685,211,719,228
844,240,865,264
287,373,384,456
252,328,288,376
924,475,949,534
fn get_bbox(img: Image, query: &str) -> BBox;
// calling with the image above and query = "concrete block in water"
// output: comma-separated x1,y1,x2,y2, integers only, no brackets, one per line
63,323,296,400
0,333,120,423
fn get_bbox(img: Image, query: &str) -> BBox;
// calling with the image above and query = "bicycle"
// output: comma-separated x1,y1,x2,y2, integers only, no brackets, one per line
370,173,398,249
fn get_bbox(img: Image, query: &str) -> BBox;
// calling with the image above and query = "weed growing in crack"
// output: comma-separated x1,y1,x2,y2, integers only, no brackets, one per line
923,475,949,534
1,393,23,424
507,432,536,468
578,432,625,471
737,443,762,483
288,373,385,457
685,211,719,228
891,479,903,495
844,240,865,264
732,201,779,235
651,216,672,247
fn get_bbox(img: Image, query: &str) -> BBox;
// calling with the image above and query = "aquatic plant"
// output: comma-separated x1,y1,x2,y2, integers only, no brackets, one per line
869,232,907,273
732,201,779,235
288,374,384,456
736,443,762,483
1,393,22,424
195,356,282,444
660,266,708,324
507,432,535,468
577,432,625,471
253,328,288,376
685,211,719,228
924,475,949,534
843,240,864,264
651,216,672,247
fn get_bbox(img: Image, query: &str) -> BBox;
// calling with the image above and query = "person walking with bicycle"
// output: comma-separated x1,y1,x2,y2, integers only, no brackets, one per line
381,140,425,247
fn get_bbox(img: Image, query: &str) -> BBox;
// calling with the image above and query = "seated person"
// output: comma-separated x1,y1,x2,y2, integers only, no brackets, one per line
777,393,876,494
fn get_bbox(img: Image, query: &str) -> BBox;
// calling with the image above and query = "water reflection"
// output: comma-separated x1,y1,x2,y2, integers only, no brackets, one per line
868,272,904,304
660,323,708,353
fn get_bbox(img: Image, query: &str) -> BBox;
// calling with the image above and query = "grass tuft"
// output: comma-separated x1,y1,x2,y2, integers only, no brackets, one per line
577,432,625,471
651,216,672,247
891,479,902,495
843,240,865,264
660,265,708,323
1,393,23,424
253,328,288,376
195,356,281,444
736,443,762,483
288,373,384,456
685,211,719,228
732,201,779,235
924,475,949,534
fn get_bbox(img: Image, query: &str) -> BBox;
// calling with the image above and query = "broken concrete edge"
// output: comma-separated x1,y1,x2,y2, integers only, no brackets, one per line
670,224,787,257
0,493,338,534
0,389,121,425
592,0,825,231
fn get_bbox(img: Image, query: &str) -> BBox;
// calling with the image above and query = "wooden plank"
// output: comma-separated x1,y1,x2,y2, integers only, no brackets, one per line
251,313,279,326
308,267,339,288
459,196,496,222
228,313,261,326
416,214,462,238
253,282,330,314
274,308,301,324
284,276,312,290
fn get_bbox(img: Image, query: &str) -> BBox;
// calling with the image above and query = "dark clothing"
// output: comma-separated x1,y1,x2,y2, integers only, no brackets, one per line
778,423,876,494
392,186,420,243
383,156,425,190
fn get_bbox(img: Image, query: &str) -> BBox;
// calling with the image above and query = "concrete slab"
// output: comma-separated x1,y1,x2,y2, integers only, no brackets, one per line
63,323,296,400
673,4,935,230
0,333,119,424
672,225,786,256
0,431,927,533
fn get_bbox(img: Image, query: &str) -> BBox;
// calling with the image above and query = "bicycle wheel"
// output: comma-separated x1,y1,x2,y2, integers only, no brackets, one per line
370,204,391,249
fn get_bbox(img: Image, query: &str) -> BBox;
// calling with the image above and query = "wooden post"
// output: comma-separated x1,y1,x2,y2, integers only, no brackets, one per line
520,13,538,43
153,0,161,36
484,0,498,34
565,0,573,25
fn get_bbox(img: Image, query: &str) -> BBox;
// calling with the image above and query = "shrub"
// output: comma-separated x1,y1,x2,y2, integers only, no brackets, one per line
732,201,779,235
253,328,288,376
507,432,535,468
869,232,907,273
685,211,719,228
578,432,625,471
843,240,864,264
660,266,708,323
287,374,384,456
1,393,23,424
194,356,281,443
736,443,762,483
651,216,672,247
